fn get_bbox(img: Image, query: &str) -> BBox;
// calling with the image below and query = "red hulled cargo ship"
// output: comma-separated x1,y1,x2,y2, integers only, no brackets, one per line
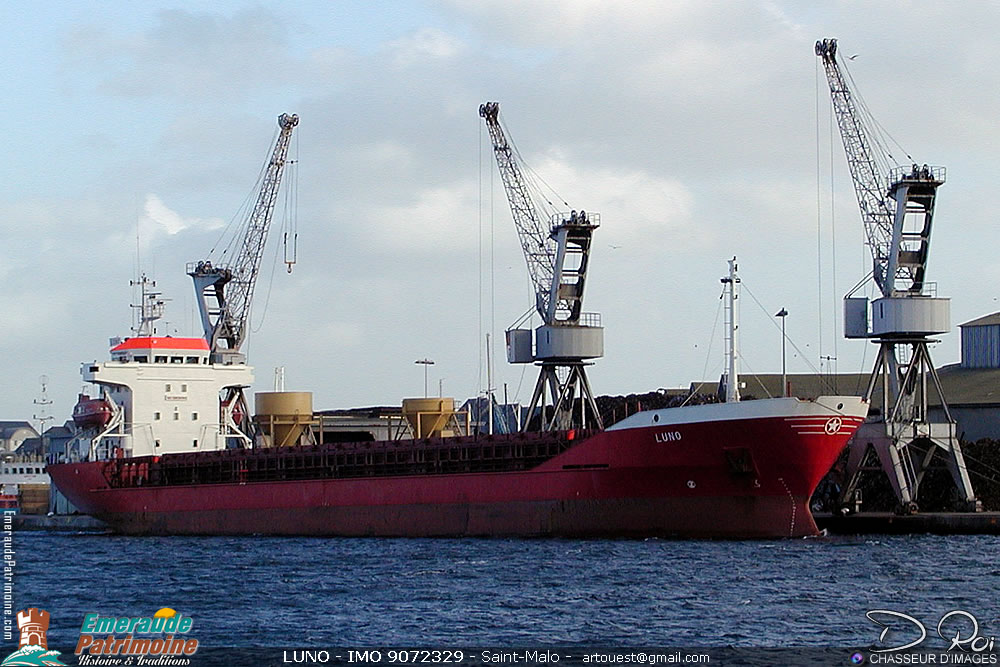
50,395,866,538
48,260,869,538
48,112,872,538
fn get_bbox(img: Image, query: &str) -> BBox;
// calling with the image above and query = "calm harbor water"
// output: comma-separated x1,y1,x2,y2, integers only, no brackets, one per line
10,531,1000,662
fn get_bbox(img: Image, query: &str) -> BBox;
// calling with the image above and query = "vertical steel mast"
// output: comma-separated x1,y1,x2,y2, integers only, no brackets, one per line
816,39,977,513
721,257,741,404
480,102,604,431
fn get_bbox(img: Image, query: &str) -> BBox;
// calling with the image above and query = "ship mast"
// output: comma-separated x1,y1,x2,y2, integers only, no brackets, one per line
720,257,741,403
130,274,167,337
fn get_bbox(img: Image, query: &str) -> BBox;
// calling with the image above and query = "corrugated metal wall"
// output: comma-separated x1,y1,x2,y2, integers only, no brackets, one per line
961,323,1000,368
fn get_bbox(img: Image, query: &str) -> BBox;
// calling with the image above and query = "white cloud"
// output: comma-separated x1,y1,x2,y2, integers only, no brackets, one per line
64,8,297,101
522,155,699,252
366,181,479,253
140,194,224,239
387,27,465,67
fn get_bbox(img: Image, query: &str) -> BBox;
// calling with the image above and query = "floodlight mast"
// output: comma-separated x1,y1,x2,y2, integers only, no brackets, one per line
479,102,604,431
816,39,977,513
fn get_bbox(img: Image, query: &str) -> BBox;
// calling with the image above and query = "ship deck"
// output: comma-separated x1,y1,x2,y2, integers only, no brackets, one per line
105,430,591,489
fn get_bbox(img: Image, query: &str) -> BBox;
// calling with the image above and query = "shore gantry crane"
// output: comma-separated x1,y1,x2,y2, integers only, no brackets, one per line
816,39,978,513
188,112,299,441
479,102,604,431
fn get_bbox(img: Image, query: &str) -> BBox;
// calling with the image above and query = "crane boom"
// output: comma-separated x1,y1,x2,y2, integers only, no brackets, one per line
189,113,299,362
815,39,896,295
479,102,556,319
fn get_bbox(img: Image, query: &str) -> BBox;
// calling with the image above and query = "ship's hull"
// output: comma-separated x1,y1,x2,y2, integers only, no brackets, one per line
49,396,867,539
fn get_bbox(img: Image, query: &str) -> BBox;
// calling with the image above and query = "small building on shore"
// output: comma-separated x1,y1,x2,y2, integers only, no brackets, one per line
0,422,38,454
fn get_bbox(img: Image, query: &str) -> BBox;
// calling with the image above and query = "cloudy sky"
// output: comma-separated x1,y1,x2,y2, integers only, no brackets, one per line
3,1,999,426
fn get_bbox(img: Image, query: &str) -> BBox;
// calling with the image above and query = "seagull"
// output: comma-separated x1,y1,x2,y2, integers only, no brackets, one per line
848,54,860,60
608,244,622,250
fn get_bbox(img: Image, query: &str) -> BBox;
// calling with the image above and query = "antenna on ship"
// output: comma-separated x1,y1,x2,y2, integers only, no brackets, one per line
720,257,741,403
130,274,168,337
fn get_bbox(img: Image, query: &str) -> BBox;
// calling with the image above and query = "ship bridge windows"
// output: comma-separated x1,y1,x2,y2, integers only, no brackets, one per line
155,356,167,364
185,356,200,364
171,356,183,364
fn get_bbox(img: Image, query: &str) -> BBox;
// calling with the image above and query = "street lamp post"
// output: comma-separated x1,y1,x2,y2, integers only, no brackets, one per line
415,359,435,398
775,308,788,397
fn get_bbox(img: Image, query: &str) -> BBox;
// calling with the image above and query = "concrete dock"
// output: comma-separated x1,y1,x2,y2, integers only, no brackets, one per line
13,514,107,531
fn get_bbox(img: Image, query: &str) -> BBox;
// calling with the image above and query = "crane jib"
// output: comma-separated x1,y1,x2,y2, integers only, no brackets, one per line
189,113,299,360
815,39,942,299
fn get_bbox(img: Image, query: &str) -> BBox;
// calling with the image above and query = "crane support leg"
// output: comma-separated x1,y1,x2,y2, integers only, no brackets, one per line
838,340,980,513
523,363,603,432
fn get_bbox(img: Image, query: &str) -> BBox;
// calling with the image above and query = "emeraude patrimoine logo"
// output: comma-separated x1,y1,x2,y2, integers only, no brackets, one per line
75,607,199,659
1,607,65,666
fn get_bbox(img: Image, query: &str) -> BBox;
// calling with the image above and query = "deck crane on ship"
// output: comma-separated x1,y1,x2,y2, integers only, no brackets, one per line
187,113,299,443
479,102,604,432
816,39,978,513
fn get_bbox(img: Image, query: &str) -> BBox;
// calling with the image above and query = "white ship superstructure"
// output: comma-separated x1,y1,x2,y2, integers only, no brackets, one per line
67,276,254,462
76,336,254,459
